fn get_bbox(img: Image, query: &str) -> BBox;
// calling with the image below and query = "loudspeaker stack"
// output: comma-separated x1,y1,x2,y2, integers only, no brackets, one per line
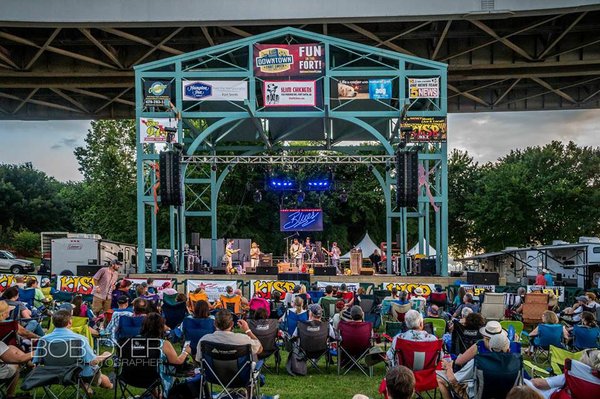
159,150,183,207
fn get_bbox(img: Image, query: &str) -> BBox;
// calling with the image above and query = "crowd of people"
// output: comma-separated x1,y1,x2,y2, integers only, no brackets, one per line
0,263,599,398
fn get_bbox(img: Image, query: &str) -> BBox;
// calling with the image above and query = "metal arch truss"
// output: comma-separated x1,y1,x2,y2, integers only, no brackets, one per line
135,27,448,277
182,155,397,165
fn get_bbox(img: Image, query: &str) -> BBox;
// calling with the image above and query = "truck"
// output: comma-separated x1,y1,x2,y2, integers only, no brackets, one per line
51,237,137,276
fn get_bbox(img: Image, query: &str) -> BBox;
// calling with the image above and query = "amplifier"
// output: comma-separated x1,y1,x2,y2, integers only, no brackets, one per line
313,266,337,276
277,262,298,273
259,253,273,267
256,266,278,275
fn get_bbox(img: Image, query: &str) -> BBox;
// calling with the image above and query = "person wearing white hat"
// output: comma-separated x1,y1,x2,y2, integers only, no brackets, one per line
410,287,427,314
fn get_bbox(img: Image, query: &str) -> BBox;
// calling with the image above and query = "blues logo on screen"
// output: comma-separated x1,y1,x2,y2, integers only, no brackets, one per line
280,209,323,232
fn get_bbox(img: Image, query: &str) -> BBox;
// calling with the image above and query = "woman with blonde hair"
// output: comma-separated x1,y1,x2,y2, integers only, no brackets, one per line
527,310,569,354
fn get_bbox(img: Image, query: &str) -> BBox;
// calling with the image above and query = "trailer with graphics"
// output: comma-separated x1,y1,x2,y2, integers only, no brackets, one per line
51,238,137,276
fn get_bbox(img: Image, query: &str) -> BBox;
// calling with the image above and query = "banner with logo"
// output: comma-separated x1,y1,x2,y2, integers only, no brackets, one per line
400,116,447,142
143,81,172,107
250,279,302,299
182,80,247,101
280,209,323,232
254,44,323,77
186,280,234,302
527,285,565,302
316,281,360,292
126,278,172,291
408,77,439,98
0,274,43,293
460,284,495,297
139,117,178,143
57,275,95,295
382,282,436,297
337,79,392,100
263,81,316,107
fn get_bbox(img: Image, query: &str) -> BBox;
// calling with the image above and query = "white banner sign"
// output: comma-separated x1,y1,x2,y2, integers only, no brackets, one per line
316,281,360,292
139,117,178,143
186,280,234,302
460,284,496,299
126,278,172,290
263,80,316,107
408,77,439,99
527,285,565,302
382,282,437,297
182,80,248,101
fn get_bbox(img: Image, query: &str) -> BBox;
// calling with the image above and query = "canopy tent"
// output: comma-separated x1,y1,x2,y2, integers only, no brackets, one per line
407,240,437,257
341,232,380,259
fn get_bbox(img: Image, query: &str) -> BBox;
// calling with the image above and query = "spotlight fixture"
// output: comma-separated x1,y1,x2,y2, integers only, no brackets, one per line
368,165,374,172
339,189,348,203
211,163,217,172
268,178,295,190
253,189,262,203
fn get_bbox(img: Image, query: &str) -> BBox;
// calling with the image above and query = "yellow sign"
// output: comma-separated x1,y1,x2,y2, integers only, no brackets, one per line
251,279,299,299
57,276,95,295
383,282,435,297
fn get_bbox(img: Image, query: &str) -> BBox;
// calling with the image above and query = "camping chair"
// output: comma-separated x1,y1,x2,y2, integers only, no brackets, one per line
481,292,506,321
52,290,74,307
500,320,524,342
473,351,523,399
162,292,178,306
524,345,585,378
198,341,260,399
18,288,36,309
391,302,411,323
529,323,565,363
522,293,549,325
249,318,281,374
424,318,447,339
0,320,21,347
550,358,600,398
162,301,188,330
429,292,448,309
382,321,404,352
22,339,96,399
294,320,332,373
114,337,164,399
219,295,243,317
359,295,380,329
248,297,270,319
337,321,374,377
450,320,481,357
182,317,215,357
387,338,443,398
283,310,308,337
308,290,324,303
115,315,144,341
187,292,209,313
320,296,339,321
47,316,94,348
572,325,600,350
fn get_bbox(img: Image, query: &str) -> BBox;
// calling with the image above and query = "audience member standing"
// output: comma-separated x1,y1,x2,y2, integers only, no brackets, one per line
92,259,121,314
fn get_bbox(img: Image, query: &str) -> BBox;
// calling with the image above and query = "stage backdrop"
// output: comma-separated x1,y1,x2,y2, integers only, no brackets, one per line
280,209,323,231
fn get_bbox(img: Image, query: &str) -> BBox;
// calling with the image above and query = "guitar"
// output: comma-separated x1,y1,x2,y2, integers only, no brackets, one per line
290,245,302,259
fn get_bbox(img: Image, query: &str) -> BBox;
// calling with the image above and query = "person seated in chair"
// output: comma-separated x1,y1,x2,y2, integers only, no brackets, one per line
1,286,44,337
0,301,38,341
0,338,33,399
386,310,437,365
292,304,336,341
452,294,478,319
527,310,569,354
35,310,113,391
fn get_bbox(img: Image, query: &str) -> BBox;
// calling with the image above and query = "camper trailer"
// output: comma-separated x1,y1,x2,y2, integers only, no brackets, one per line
51,238,137,275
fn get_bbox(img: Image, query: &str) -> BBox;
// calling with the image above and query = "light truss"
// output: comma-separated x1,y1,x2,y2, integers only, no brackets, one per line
182,154,397,165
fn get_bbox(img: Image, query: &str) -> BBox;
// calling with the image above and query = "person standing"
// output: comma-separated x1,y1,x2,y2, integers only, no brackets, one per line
534,270,546,286
250,242,261,270
92,259,121,315
225,239,240,274
290,238,303,269
369,249,382,272
160,256,173,273
330,242,341,274
543,269,554,286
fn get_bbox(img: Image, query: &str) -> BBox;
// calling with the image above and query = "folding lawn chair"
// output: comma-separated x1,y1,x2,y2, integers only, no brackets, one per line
424,318,447,339
162,301,188,330
113,337,165,399
480,293,506,321
198,341,260,399
391,302,411,323
524,345,584,378
219,295,243,317
473,351,523,399
115,315,144,341
500,320,524,342
187,292,209,313
382,321,404,352
572,325,600,350
429,292,448,309
295,320,332,373
319,296,339,321
308,290,324,303
162,292,178,306
450,320,481,357
522,293,549,325
337,320,374,377
249,318,281,374
182,317,215,357
18,288,36,309
0,320,21,347
529,323,565,363
359,295,381,329
551,358,600,398
47,316,94,348
283,310,308,337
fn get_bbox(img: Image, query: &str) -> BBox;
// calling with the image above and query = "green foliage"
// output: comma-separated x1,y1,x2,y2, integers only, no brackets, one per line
12,230,40,256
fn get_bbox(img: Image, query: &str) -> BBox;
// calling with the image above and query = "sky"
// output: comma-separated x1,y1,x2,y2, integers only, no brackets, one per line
0,109,599,182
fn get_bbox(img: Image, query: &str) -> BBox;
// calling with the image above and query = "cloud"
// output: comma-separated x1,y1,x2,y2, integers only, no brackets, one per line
50,144,62,150
50,137,80,150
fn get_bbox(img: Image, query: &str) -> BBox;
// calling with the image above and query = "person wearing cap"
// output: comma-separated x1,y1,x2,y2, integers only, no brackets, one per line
92,259,121,314
452,293,479,319
293,304,336,340
437,325,513,399
410,287,427,313
535,270,547,286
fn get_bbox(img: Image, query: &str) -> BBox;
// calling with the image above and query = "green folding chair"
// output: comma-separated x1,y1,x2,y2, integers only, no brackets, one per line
424,318,447,339
500,320,524,342
523,345,584,378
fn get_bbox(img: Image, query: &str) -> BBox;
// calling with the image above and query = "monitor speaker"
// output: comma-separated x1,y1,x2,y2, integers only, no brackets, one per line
159,150,182,206
419,259,436,276
396,151,419,208
314,267,337,276
256,266,278,275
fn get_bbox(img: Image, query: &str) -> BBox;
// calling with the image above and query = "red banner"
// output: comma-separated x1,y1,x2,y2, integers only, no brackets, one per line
254,44,323,77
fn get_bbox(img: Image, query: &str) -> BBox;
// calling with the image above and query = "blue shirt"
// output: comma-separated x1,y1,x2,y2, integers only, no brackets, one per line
34,327,97,376
544,273,554,286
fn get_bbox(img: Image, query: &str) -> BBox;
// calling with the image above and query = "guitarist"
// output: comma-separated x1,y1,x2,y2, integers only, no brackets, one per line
290,238,303,269
225,239,241,274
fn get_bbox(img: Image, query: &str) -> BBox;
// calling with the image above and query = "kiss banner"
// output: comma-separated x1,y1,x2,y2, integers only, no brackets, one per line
280,209,323,232
250,279,302,299
57,275,95,295
254,43,323,77
0,274,43,292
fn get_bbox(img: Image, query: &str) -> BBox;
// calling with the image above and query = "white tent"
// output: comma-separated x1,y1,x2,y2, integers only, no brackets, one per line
407,240,437,256
341,232,380,259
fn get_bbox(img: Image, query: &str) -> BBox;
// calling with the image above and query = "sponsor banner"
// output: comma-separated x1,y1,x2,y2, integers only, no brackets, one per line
143,81,172,107
316,281,360,292
182,80,247,101
264,80,316,107
254,44,324,77
400,116,447,142
139,117,178,143
408,77,439,99
337,79,392,100
527,285,565,302
460,284,495,297
0,274,43,293
186,280,234,302
57,275,95,295
126,278,172,290
382,282,436,297
250,279,301,299
280,209,323,232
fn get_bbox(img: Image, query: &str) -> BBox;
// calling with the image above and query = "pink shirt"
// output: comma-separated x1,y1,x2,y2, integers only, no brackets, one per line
93,267,119,300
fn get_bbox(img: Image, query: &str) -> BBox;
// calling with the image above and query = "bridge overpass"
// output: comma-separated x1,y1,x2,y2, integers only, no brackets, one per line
1,0,600,119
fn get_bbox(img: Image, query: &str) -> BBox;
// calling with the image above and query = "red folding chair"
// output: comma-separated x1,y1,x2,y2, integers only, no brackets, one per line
551,358,600,399
337,321,374,377
380,338,443,398
0,320,20,347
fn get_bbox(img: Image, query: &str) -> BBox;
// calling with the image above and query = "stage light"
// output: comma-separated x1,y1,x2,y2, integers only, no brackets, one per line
306,178,331,191
297,190,305,203
253,189,262,203
268,178,295,190
339,189,348,203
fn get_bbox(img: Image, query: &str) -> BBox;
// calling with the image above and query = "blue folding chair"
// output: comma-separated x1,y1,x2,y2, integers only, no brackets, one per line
182,317,215,356
308,291,324,304
284,310,308,336
572,325,600,350
161,301,188,330
18,288,36,309
531,324,564,363
473,351,523,399
116,316,144,341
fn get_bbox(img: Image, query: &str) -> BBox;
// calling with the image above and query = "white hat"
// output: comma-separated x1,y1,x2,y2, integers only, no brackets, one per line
489,334,510,352
479,321,507,338
414,287,424,296
542,268,549,273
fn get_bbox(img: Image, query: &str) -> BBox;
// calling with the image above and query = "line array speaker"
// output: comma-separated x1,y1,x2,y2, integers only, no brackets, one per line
159,150,183,207
396,151,419,208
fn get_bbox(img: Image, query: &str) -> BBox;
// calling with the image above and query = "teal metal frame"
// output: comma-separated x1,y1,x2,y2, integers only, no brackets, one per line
134,27,448,275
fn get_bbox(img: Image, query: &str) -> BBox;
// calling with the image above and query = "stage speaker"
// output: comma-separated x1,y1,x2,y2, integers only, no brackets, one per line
467,271,499,285
314,267,337,276
278,272,310,281
191,233,200,247
77,265,102,276
396,151,419,208
256,266,278,275
159,150,183,206
419,259,436,276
